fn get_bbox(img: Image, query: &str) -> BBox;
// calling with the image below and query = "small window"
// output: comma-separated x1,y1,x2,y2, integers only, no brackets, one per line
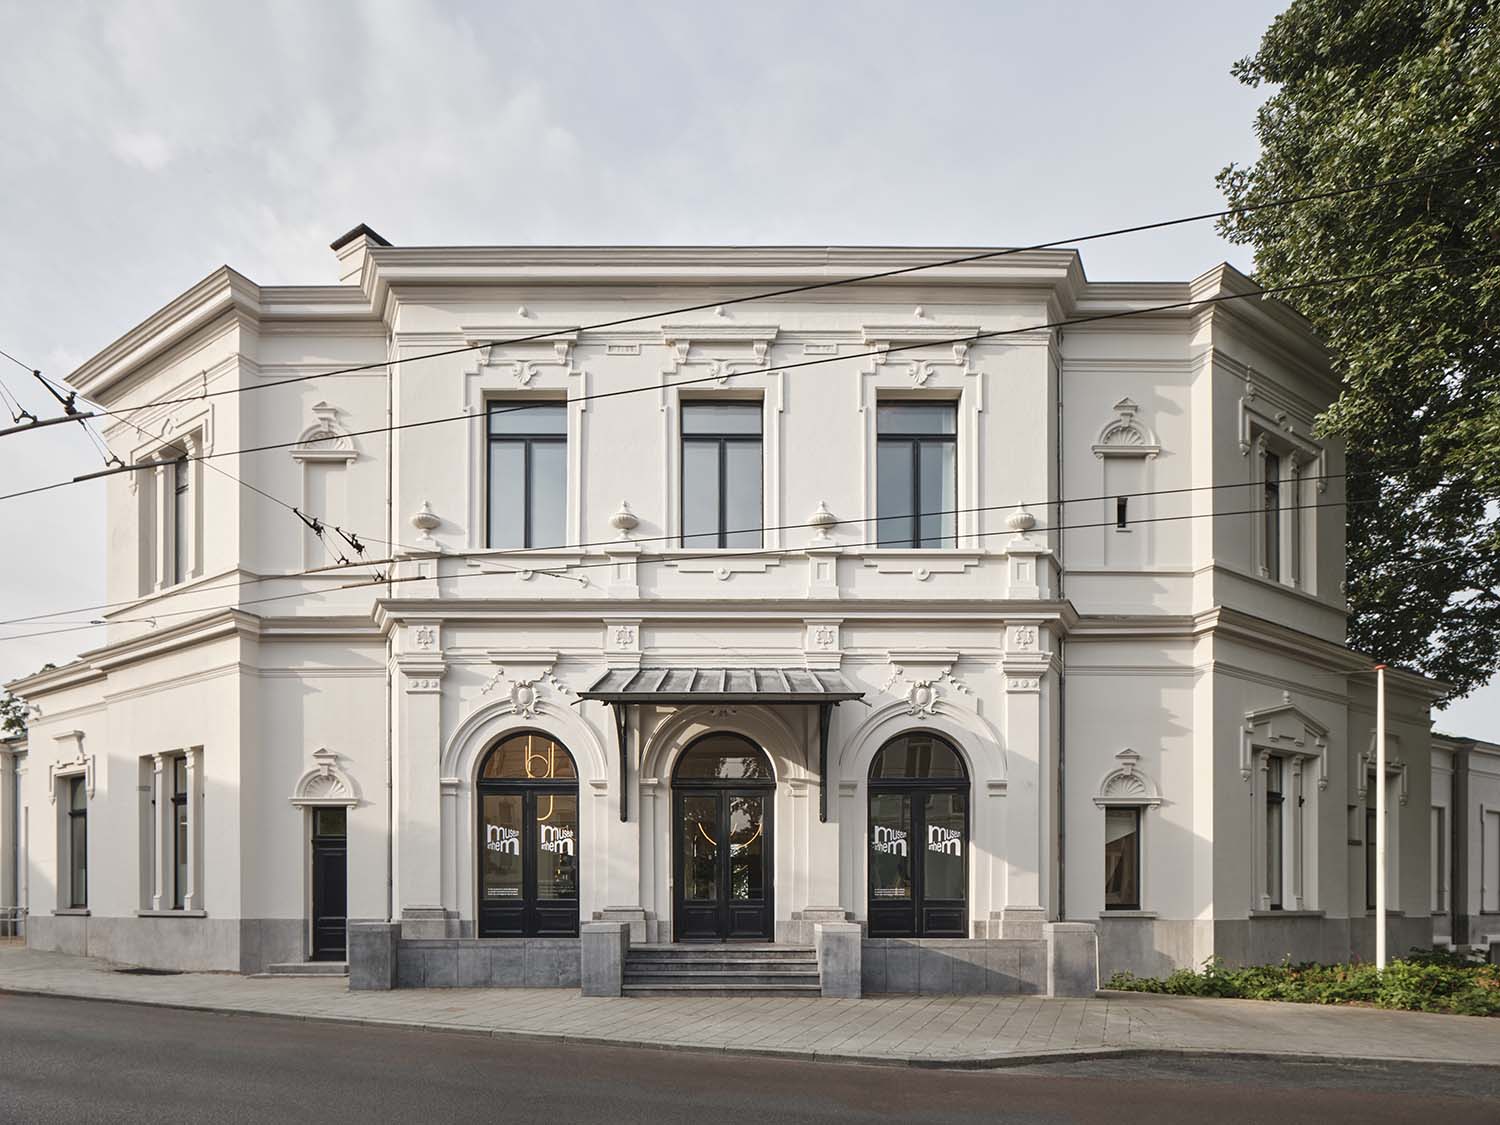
1104,807,1141,911
487,401,567,549
171,455,190,584
673,734,773,781
681,402,762,548
876,403,956,548
172,756,189,910
1431,806,1447,913
1365,803,1378,911
1265,757,1284,909
1115,496,1128,529
1263,451,1282,581
869,733,966,780
68,776,87,909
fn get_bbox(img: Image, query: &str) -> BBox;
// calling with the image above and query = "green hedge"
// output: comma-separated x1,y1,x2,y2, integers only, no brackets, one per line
1106,950,1500,1017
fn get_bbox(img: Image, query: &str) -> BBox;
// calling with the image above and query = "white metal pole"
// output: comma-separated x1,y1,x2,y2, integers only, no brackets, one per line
1375,663,1387,970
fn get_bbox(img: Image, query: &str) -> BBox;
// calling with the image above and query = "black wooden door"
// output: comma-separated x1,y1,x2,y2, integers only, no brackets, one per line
673,789,773,941
867,786,968,938
477,788,580,937
311,807,348,961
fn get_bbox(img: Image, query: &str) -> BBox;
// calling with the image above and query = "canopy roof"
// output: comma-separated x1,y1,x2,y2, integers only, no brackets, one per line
579,667,863,704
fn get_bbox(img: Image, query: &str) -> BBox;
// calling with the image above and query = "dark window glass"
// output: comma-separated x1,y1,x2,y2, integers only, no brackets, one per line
674,734,773,781
1266,757,1284,909
534,793,578,900
922,791,966,901
68,776,87,909
480,733,578,781
480,793,524,902
681,794,718,901
869,792,913,901
877,402,956,548
681,402,762,548
1104,806,1141,910
728,795,766,902
314,806,346,838
172,456,190,584
1116,496,1128,529
1264,452,1281,581
172,757,188,910
870,733,966,780
1365,802,1377,911
487,402,566,549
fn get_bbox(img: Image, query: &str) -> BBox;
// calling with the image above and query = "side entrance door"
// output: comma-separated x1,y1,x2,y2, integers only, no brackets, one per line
310,807,348,961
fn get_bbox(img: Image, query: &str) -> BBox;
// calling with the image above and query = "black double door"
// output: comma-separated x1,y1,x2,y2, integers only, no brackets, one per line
478,787,580,937
311,807,348,961
673,788,773,941
867,786,968,937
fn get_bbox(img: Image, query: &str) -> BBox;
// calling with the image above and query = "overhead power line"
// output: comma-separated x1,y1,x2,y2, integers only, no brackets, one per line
33,159,1491,425
1,251,1481,510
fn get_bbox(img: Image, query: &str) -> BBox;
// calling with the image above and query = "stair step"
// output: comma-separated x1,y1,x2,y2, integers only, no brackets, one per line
263,961,348,977
626,965,819,976
623,982,824,997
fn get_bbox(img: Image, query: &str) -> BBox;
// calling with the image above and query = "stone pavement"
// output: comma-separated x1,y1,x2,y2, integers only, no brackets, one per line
1,943,1497,1068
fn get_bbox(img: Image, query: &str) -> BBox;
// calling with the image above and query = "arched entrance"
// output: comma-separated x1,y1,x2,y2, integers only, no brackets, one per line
868,731,969,937
476,732,579,937
672,733,775,941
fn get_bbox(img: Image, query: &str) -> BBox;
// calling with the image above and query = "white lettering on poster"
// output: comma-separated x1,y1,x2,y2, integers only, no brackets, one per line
486,823,520,855
927,825,962,857
871,824,908,857
540,823,575,856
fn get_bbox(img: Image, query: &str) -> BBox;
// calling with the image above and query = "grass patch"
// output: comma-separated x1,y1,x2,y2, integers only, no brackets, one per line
1106,948,1500,1017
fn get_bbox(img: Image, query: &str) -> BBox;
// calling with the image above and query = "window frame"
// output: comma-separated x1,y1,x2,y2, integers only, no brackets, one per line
171,453,190,585
1103,805,1143,911
1265,755,1285,910
485,400,567,550
67,775,87,909
1262,450,1282,582
679,401,764,549
171,755,189,911
875,402,958,549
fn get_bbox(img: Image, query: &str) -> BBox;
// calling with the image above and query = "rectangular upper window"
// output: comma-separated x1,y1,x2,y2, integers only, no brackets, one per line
876,402,956,548
681,402,762,548
1263,451,1282,582
172,455,190,585
1103,806,1141,911
487,402,566,550
67,776,87,909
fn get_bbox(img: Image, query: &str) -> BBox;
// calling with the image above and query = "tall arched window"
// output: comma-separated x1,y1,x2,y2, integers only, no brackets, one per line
868,732,969,937
476,732,579,937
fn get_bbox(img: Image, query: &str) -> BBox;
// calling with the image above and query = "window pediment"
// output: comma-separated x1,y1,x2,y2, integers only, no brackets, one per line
1091,398,1160,459
1240,697,1329,787
1093,748,1161,807
290,747,358,807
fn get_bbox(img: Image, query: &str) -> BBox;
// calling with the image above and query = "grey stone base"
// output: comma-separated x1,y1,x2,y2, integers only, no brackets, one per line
862,938,1047,995
27,914,306,973
1097,916,1207,980
395,938,581,988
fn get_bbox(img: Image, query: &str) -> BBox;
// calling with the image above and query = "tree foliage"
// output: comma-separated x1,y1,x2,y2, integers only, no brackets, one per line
1217,0,1500,696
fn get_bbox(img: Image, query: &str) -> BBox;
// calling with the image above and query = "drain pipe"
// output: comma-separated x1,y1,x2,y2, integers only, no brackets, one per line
383,333,395,925
1055,330,1067,922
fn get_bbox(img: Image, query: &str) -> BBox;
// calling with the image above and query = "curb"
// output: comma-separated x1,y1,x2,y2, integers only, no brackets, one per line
5,982,1500,1072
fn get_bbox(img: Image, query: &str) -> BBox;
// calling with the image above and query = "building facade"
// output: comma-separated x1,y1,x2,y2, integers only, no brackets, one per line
6,234,1455,982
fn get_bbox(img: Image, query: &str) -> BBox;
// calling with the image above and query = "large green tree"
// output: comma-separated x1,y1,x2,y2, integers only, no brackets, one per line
1217,0,1500,696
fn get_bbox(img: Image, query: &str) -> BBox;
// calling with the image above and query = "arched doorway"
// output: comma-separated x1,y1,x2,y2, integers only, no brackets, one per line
476,732,579,937
867,731,969,937
672,733,775,941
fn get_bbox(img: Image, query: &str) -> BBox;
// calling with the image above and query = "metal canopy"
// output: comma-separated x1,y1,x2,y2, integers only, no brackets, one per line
580,666,863,704
579,668,864,823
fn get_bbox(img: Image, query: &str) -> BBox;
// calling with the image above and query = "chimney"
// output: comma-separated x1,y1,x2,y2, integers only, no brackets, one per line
330,223,392,284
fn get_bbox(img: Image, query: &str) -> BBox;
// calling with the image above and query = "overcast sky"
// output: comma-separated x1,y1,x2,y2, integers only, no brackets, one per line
1,0,1494,737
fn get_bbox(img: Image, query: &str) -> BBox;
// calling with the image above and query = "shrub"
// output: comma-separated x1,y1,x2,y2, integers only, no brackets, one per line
1106,952,1500,1016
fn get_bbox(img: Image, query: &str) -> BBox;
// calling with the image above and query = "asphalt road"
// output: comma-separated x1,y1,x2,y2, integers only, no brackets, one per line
1,992,1497,1124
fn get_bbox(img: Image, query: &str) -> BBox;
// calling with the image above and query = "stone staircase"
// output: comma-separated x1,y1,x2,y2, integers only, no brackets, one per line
260,960,349,979
622,944,821,996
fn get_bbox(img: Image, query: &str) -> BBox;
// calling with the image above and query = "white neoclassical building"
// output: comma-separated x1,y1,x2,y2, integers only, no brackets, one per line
5,231,1460,988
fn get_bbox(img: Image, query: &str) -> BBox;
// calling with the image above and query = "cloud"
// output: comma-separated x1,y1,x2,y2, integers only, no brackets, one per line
110,129,173,171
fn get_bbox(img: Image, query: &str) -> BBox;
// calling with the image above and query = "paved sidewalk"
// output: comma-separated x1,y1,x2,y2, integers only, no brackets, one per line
2,943,1497,1068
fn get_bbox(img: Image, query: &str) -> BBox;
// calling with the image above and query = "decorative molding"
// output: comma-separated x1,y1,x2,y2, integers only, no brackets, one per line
880,654,970,716
290,401,357,463
1091,397,1160,459
290,746,359,807
1357,731,1410,805
466,330,582,387
1240,694,1329,787
48,730,93,801
1238,378,1327,491
479,652,571,719
860,325,982,387
659,324,778,385
1093,748,1162,807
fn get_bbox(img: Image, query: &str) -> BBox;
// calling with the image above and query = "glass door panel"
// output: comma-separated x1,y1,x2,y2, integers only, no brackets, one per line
922,792,966,901
481,793,524,903
681,795,719,902
534,794,578,900
869,793,913,901
728,795,765,902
